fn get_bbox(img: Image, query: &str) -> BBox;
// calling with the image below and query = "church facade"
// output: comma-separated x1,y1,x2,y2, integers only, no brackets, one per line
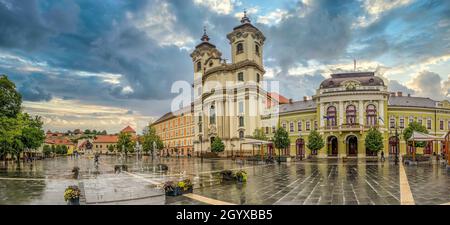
152,12,450,159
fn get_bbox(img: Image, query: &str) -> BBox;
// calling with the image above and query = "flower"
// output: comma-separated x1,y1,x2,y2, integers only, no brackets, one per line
64,185,81,201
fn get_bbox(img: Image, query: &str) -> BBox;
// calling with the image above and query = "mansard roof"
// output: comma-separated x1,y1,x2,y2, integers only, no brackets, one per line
388,96,437,108
320,72,385,89
280,100,316,114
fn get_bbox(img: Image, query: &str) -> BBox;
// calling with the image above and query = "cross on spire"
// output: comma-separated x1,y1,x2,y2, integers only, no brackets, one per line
240,9,251,24
200,26,210,42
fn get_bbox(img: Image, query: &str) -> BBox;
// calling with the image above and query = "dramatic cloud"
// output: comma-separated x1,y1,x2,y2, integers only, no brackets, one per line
0,0,449,132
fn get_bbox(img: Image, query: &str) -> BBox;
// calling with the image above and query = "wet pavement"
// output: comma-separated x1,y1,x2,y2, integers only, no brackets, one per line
0,156,448,205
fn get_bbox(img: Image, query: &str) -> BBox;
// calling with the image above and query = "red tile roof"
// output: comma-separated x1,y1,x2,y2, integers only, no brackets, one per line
267,92,289,107
121,125,136,133
93,135,118,143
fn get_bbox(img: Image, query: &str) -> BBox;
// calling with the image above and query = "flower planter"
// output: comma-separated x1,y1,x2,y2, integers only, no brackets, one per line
67,197,80,205
165,187,193,196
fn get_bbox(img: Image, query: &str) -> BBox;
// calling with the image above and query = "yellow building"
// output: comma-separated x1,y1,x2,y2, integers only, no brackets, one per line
152,105,195,157
264,72,450,159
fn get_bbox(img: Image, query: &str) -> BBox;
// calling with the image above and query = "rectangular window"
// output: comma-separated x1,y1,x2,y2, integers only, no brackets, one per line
297,121,302,131
399,118,404,128
427,119,432,129
306,121,310,131
256,73,260,83
390,118,395,128
239,116,244,127
314,121,318,130
418,118,423,125
238,101,244,114
282,122,286,130
409,117,414,124
272,126,276,133
289,122,294,132
238,72,244,81
440,120,444,130
265,127,269,134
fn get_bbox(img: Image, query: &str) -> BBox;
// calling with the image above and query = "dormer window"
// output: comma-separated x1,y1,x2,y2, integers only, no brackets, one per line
236,43,244,54
196,61,201,72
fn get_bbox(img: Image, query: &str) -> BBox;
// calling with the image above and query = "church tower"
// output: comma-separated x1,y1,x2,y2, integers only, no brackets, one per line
227,10,265,67
190,27,222,81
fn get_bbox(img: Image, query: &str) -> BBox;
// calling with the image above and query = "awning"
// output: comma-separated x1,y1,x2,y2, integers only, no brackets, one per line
408,131,444,141
240,138,273,145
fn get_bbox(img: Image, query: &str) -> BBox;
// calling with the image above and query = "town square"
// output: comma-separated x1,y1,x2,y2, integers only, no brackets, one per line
0,0,450,210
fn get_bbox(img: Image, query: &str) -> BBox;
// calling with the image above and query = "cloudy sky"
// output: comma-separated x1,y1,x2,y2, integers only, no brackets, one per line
0,0,449,133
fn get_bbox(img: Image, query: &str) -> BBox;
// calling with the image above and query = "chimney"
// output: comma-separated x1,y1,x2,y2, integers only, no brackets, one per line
289,98,293,104
390,92,395,97
397,91,402,97
303,96,308,101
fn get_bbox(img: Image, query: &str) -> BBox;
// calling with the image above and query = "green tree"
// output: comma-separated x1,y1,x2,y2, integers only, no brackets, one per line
117,132,135,156
101,130,107,135
43,145,51,157
51,145,56,154
0,75,22,118
307,130,324,155
84,129,91,135
273,127,290,155
142,126,164,156
108,144,115,153
403,121,428,148
365,128,384,154
252,128,268,141
211,137,225,153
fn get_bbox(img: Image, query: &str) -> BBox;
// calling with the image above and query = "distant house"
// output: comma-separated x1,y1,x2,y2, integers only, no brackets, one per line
92,135,118,154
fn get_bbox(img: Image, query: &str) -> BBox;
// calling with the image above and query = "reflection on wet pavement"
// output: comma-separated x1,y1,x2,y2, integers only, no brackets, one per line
0,156,448,205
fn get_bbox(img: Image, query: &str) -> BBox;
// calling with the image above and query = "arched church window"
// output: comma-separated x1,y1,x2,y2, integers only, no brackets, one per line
236,43,244,54
366,104,377,126
196,61,201,72
239,116,244,127
209,105,216,124
239,130,244,139
326,106,337,127
346,105,356,125
255,44,260,55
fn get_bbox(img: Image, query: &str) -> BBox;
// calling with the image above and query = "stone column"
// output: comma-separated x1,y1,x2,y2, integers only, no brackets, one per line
339,101,344,126
320,103,325,127
359,100,364,125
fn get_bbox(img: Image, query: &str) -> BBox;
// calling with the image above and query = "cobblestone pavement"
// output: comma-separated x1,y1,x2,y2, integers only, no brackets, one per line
0,156,448,205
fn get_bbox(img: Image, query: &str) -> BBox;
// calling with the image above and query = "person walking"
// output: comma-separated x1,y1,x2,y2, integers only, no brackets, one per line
381,151,385,162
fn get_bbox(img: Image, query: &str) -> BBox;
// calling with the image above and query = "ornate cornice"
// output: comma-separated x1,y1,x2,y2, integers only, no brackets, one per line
202,59,265,83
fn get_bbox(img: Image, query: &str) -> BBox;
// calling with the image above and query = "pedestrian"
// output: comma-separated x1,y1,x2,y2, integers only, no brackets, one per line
381,151,385,162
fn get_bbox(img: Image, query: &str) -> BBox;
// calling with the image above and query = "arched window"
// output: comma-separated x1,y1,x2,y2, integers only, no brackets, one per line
196,61,201,72
366,104,377,126
209,105,216,124
346,105,356,125
256,73,260,83
239,130,244,139
255,44,260,55
326,106,337,127
239,116,244,127
236,43,244,54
